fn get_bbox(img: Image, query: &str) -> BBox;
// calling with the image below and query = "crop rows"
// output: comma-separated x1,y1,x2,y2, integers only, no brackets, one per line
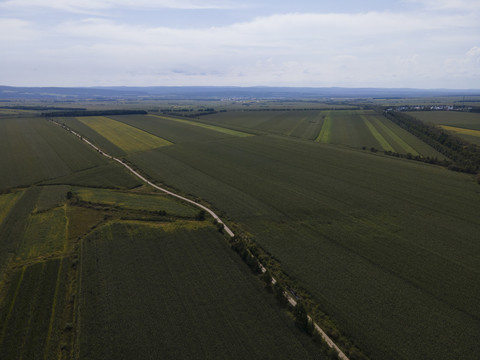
151,114,253,137
78,223,322,360
0,187,41,272
111,114,242,144
203,110,444,158
77,116,173,154
44,163,142,189
0,259,69,360
60,117,127,157
121,116,480,360
407,111,480,129
0,118,108,190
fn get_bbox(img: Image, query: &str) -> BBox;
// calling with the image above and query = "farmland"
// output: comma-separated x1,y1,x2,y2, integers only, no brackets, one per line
120,112,480,360
0,118,108,189
0,114,331,359
77,116,173,154
2,102,480,360
78,223,321,360
203,109,445,157
74,187,198,217
407,111,480,144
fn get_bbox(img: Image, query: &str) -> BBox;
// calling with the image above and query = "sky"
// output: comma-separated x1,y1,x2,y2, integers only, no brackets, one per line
1,0,479,88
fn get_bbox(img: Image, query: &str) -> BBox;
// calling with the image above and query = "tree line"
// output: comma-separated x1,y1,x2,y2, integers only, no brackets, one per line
42,109,147,117
383,110,480,175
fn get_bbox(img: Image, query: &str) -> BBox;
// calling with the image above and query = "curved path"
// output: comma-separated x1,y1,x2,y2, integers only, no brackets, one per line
50,120,234,236
50,118,348,360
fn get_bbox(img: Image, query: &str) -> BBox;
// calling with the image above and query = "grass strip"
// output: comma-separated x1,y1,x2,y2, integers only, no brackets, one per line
372,117,419,155
315,114,332,143
362,117,395,151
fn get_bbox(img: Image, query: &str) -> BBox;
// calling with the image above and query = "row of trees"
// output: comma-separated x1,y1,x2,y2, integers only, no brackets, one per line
383,110,480,174
42,109,147,117
229,235,368,360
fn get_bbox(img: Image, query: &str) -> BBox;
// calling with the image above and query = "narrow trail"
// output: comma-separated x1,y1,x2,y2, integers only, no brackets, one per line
50,118,349,360
50,119,234,237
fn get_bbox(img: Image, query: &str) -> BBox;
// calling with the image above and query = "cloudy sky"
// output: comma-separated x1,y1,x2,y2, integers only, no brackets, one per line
1,0,479,88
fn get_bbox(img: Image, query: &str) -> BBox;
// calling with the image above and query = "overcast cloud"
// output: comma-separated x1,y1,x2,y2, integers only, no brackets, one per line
1,0,479,88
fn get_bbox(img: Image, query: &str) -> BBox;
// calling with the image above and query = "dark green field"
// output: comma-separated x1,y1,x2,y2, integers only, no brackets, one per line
202,110,445,157
112,114,480,360
78,223,322,360
0,118,108,189
0,115,329,360
2,107,480,360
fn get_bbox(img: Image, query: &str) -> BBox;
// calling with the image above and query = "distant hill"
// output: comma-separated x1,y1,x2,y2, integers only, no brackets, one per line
1,85,479,100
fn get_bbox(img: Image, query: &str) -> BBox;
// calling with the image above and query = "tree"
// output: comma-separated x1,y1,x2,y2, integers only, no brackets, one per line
293,302,309,331
195,209,206,221
273,282,288,307
262,270,273,288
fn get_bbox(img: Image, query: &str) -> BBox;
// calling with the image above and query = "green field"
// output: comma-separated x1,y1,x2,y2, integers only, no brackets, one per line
2,106,480,360
0,259,70,360
77,116,173,153
0,114,328,359
119,114,480,360
74,187,198,217
0,192,23,226
78,222,322,360
151,114,254,137
0,118,108,190
60,117,128,157
111,114,251,144
43,163,142,189
407,111,480,145
407,111,480,129
203,110,444,157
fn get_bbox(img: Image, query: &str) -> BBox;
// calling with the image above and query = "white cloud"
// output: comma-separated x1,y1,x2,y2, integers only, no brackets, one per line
1,8,479,87
405,0,480,11
0,0,240,13
0,18,38,41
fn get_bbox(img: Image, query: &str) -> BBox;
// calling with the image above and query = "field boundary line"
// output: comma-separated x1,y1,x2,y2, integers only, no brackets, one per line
50,118,349,360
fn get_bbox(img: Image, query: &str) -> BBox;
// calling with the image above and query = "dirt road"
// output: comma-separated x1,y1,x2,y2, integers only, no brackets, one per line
51,119,348,360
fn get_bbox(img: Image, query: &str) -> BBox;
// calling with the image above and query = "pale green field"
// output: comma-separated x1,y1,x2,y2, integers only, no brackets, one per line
78,116,173,153
17,207,67,261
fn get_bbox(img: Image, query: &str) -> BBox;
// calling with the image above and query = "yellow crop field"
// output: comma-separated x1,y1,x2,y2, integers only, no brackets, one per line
151,114,253,137
440,125,480,138
78,116,173,153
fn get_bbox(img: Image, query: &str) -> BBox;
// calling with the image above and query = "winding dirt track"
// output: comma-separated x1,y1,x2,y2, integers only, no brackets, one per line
51,120,234,236
50,119,348,360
